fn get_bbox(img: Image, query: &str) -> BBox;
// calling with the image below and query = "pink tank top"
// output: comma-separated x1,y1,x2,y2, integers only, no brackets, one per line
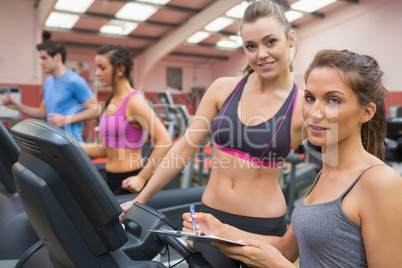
99,91,146,149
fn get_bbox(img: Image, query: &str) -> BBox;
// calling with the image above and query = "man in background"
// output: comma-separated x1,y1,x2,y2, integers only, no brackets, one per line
2,40,98,142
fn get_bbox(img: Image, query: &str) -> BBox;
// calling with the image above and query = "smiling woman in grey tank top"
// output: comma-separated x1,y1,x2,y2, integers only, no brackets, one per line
291,165,383,267
182,49,402,268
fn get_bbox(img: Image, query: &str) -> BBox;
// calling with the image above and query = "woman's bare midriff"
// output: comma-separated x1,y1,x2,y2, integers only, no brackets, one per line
202,149,287,218
104,147,143,173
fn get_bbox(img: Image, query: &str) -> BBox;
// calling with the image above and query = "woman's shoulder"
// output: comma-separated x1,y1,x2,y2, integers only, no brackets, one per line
214,75,244,84
125,89,143,102
125,90,149,110
209,76,244,90
359,163,401,195
355,163,402,223
192,76,245,117
205,76,244,99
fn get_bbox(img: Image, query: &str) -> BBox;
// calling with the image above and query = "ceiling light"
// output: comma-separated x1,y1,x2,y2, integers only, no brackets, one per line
225,2,249,19
137,0,170,4
45,12,79,29
291,0,337,13
204,17,234,32
217,40,236,48
285,10,304,22
217,35,243,49
116,3,158,22
187,32,211,44
55,0,94,13
100,20,138,35
229,35,243,47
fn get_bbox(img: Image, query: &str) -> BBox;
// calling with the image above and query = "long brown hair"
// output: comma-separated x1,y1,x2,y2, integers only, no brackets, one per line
304,49,388,160
97,44,134,109
240,0,294,74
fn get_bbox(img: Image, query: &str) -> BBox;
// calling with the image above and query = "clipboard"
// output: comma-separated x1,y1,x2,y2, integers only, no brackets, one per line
149,229,245,246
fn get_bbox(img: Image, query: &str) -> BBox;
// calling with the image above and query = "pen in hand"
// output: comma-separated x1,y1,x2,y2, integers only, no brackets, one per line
190,204,195,231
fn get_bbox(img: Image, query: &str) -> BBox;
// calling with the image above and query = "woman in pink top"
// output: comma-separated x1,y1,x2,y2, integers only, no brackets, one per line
83,44,171,195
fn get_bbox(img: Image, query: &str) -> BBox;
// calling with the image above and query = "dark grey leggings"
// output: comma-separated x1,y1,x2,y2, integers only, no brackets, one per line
194,204,287,268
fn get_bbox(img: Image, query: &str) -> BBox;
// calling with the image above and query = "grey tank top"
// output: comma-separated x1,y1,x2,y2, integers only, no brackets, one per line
291,165,382,267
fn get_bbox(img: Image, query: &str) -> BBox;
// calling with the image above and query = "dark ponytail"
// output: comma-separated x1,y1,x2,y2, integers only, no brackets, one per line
97,44,134,109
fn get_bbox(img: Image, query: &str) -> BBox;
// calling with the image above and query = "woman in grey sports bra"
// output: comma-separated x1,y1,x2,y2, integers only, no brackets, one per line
121,1,306,267
183,49,402,267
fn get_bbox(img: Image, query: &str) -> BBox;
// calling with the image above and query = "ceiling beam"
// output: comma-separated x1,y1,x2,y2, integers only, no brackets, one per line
62,41,229,61
44,27,159,41
49,4,241,46
53,9,180,28
105,0,201,13
338,0,359,3
169,52,229,61
46,25,238,49
185,42,243,52
63,41,141,54
50,10,239,38
272,0,325,19
205,29,240,37
37,0,56,27
292,10,325,19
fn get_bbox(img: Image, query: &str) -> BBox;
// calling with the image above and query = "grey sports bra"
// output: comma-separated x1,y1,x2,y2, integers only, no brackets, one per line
211,74,299,168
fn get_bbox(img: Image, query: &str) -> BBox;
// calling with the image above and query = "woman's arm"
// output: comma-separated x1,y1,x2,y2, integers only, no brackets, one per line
121,93,172,192
183,212,299,261
359,166,402,267
81,141,107,159
215,239,296,268
120,77,237,218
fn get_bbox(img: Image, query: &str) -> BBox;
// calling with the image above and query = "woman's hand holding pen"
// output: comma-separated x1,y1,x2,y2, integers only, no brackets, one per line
182,211,224,237
182,211,291,267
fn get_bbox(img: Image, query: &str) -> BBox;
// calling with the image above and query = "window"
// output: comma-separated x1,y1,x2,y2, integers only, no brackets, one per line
166,67,182,91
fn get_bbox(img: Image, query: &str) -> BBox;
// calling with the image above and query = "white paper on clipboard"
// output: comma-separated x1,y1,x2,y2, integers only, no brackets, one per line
149,229,245,246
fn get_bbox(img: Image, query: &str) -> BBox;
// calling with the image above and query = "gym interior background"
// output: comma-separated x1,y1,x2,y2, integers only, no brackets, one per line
1,0,402,123
0,0,402,267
